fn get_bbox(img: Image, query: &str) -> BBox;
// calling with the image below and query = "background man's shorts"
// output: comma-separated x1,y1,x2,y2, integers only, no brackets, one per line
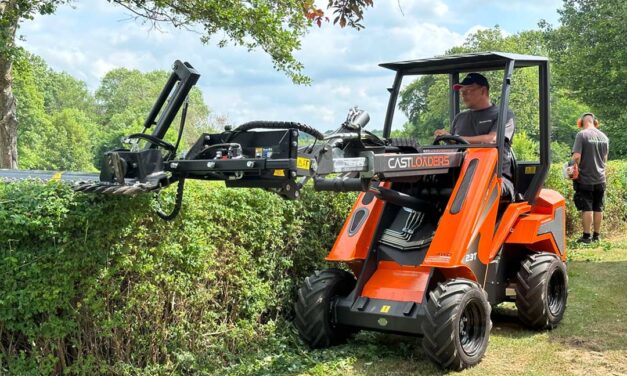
573,182,606,212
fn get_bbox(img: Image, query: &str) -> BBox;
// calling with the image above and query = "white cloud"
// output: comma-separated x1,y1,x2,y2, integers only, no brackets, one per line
14,0,559,133
92,59,119,80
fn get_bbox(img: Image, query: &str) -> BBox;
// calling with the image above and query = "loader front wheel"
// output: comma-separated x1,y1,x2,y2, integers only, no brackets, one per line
421,279,492,370
515,253,568,330
293,269,356,348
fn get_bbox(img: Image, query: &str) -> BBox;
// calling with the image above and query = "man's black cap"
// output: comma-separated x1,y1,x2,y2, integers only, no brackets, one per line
452,73,489,91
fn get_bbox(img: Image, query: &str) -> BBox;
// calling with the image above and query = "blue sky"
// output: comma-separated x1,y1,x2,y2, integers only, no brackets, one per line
17,0,563,132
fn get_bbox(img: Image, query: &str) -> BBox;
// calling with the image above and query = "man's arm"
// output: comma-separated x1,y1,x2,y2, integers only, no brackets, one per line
572,132,583,164
461,131,497,144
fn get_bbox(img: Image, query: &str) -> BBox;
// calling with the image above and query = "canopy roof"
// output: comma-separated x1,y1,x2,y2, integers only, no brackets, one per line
379,52,548,75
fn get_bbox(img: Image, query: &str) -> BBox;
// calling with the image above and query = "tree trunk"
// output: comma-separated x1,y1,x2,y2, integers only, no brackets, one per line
0,0,19,169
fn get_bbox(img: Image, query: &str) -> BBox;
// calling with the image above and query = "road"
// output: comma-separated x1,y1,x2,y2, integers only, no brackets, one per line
0,169,99,183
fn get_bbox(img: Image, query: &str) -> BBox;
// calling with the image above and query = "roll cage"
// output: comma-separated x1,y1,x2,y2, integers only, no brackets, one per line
379,52,550,204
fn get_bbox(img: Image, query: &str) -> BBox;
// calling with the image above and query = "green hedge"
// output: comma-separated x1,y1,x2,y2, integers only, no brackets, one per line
0,181,355,375
545,160,627,234
1,161,625,374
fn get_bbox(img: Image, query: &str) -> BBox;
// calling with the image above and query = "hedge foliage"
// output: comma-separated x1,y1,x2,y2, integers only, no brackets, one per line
544,160,627,233
0,181,355,375
1,161,625,374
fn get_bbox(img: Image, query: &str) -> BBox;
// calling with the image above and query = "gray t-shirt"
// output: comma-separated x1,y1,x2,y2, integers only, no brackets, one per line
572,128,609,185
451,105,516,178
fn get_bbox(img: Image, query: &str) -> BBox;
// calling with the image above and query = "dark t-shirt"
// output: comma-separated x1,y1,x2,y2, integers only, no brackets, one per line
572,128,609,185
451,105,516,178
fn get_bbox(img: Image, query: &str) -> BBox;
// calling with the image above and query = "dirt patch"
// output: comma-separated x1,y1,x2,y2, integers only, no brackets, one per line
557,347,627,376
556,336,604,352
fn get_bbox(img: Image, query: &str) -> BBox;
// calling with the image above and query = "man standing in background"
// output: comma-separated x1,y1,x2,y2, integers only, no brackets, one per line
571,113,609,243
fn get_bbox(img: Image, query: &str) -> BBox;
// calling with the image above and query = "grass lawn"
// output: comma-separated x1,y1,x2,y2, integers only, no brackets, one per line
232,229,627,376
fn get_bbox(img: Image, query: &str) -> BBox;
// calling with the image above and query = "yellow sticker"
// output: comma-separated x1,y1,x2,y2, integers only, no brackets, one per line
380,305,391,313
525,166,537,174
51,172,63,181
273,169,286,177
297,157,311,170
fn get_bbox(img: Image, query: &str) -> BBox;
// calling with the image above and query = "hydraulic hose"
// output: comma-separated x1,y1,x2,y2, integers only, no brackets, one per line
156,178,185,221
231,121,325,140
313,177,366,192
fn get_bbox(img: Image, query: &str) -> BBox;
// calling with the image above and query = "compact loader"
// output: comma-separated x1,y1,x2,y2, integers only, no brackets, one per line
76,52,568,370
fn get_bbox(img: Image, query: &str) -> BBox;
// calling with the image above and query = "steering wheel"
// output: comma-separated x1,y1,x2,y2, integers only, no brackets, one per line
433,135,470,145
126,133,177,153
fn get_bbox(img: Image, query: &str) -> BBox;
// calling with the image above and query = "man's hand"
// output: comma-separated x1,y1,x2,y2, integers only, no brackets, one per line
434,129,450,137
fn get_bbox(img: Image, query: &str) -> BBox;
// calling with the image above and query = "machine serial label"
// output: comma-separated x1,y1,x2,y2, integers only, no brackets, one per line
297,157,311,170
525,166,537,174
380,305,391,313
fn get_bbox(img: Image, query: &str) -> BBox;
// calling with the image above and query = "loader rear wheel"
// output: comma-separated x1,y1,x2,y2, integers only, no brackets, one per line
515,253,568,330
421,279,492,370
294,269,356,348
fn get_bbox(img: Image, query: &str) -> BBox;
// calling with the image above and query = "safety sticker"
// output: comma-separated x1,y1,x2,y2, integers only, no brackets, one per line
297,157,311,170
525,166,537,174
380,305,391,313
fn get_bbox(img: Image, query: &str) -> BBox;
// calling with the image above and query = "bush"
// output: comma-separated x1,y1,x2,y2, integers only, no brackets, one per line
0,180,355,375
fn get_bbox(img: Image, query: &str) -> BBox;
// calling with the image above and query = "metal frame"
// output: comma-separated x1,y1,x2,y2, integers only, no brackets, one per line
380,52,550,204
146,61,200,140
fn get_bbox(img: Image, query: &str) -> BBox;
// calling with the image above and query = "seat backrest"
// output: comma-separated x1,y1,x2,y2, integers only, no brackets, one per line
515,162,541,198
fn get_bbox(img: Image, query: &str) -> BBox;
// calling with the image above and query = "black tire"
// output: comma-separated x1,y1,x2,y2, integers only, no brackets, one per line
293,269,356,348
515,253,568,329
421,279,492,370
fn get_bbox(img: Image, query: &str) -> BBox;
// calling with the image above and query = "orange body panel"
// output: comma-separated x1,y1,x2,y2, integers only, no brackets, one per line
361,261,430,303
485,202,532,262
423,148,500,277
506,189,566,260
326,182,390,262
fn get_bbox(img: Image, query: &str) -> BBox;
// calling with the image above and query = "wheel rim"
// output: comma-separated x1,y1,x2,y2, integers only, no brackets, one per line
459,298,486,357
547,269,566,316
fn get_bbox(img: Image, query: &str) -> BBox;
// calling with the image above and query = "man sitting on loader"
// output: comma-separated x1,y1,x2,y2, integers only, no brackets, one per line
434,72,516,198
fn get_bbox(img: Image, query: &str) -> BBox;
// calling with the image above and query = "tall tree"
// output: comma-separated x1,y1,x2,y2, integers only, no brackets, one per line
398,27,589,161
542,0,627,157
12,48,100,170
0,0,373,168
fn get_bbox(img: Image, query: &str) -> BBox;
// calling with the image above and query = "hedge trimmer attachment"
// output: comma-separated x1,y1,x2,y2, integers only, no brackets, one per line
75,60,391,220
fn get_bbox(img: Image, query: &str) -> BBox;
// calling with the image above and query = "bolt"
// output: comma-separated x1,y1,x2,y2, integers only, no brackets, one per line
290,171,297,177
292,141,298,147
207,161,216,168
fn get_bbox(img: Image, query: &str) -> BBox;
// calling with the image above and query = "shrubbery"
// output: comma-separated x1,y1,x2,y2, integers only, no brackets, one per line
545,160,627,233
0,181,355,374
1,161,625,374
